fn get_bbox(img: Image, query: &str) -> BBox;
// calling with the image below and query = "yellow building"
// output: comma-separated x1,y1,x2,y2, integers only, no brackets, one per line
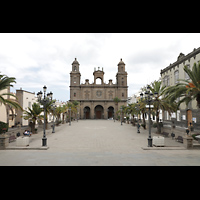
0,87,17,127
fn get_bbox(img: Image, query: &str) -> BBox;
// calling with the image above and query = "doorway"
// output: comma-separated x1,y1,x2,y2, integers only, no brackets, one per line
84,106,90,119
108,106,114,119
95,105,104,119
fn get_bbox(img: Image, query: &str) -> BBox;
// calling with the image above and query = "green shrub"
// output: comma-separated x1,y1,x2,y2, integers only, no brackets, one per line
0,121,8,134
153,123,157,128
192,134,200,140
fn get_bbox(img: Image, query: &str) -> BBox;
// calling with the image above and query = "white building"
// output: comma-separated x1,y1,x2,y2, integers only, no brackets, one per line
15,88,37,126
160,47,200,130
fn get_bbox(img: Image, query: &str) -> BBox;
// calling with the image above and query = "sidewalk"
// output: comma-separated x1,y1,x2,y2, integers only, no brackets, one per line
6,120,186,150
6,122,67,150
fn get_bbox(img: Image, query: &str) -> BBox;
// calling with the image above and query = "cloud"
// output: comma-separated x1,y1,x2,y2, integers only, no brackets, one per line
1,33,200,102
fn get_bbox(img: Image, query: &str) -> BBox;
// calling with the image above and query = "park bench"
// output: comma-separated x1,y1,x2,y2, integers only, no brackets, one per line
9,135,16,143
176,136,183,143
160,132,169,137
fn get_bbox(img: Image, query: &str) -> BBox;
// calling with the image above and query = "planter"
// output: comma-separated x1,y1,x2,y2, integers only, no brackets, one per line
0,135,9,150
153,136,165,147
183,136,193,149
16,136,30,147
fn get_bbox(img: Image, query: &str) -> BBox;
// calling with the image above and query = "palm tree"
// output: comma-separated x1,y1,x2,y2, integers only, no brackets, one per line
126,103,138,125
150,80,177,134
23,103,43,134
54,106,63,124
138,99,146,129
39,99,55,129
0,73,23,124
113,97,121,120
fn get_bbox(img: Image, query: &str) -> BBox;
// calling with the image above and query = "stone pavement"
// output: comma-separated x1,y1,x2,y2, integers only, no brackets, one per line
1,120,200,166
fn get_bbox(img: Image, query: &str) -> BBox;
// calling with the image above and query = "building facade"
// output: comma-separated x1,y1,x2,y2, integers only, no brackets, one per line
160,47,200,131
0,87,17,127
15,88,37,126
69,58,128,119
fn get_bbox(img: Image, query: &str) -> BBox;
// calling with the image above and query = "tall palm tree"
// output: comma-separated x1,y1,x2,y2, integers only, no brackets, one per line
0,73,23,124
54,106,63,124
126,103,138,125
39,99,55,129
23,103,43,134
164,62,200,108
113,97,121,119
150,80,177,134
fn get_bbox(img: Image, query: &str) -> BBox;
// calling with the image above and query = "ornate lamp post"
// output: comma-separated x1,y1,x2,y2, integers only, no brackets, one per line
51,104,57,133
37,85,53,147
140,85,158,147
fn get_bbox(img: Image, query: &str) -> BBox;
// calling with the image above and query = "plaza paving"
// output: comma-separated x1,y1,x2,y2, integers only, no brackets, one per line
1,120,200,166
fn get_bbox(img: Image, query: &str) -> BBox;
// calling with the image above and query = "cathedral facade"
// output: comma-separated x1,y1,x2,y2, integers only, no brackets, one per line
69,58,128,119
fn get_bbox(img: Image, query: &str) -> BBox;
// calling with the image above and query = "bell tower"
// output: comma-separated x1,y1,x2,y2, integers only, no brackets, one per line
116,58,127,86
70,58,81,86
70,58,81,100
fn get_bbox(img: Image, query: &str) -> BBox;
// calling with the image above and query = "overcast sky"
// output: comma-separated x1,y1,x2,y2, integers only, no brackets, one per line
1,33,200,102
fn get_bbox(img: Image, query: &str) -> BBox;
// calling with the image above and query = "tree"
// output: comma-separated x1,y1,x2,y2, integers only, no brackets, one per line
126,103,138,126
164,62,200,108
23,103,43,134
113,97,121,119
0,73,23,124
39,99,55,129
54,106,63,124
150,80,177,134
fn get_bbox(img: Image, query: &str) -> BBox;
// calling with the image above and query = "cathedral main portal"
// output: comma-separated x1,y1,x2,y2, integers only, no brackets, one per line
95,105,104,119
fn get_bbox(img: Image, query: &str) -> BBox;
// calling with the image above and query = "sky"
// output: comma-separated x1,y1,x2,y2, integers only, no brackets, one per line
0,33,200,102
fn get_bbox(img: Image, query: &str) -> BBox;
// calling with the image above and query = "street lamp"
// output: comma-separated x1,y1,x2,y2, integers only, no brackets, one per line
140,85,157,147
136,102,141,133
37,85,53,147
51,104,57,133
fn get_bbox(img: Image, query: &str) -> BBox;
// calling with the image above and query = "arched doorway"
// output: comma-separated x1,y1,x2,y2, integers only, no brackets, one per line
84,106,90,119
95,105,104,119
107,106,114,119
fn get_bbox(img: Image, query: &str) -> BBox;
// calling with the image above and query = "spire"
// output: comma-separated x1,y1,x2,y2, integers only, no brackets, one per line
118,58,125,65
72,58,79,65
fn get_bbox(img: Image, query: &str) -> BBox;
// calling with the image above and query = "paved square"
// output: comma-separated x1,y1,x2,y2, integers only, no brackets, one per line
1,120,200,166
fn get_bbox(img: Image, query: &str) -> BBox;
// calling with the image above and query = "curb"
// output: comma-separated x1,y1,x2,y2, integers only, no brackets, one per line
142,146,186,150
5,146,49,150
